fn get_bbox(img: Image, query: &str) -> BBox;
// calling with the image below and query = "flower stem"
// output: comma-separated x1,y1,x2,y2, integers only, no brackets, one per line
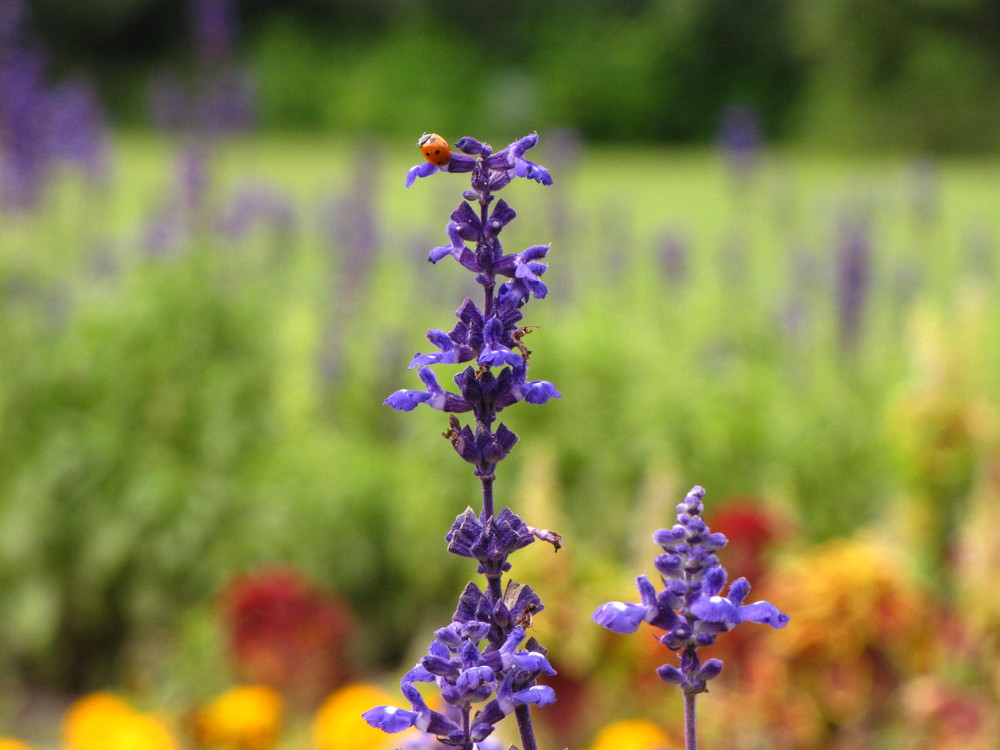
481,475,495,519
515,703,540,750
684,692,697,750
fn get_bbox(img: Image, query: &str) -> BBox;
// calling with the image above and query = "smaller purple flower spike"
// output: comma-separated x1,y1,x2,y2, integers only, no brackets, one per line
592,485,788,697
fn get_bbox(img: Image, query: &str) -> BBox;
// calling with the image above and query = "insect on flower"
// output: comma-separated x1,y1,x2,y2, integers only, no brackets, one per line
418,133,451,167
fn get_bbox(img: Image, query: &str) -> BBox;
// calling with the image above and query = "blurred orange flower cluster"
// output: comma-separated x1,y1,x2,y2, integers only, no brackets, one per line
191,686,284,750
312,683,398,750
710,535,936,749
583,719,676,750
47,682,404,750
62,693,180,750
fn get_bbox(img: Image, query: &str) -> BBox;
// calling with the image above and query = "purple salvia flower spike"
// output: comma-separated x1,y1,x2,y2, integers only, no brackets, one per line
593,485,788,749
372,133,559,750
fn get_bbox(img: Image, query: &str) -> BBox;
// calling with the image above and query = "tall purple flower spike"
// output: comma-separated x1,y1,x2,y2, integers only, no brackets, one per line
370,135,560,750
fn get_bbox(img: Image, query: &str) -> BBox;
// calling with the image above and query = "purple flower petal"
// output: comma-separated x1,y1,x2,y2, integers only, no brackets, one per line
405,161,438,187
656,664,685,685
511,685,557,707
523,380,561,404
592,601,647,633
509,133,538,158
363,705,417,733
453,136,487,155
442,153,476,173
727,578,751,606
696,658,724,682
738,601,790,628
690,595,742,626
702,566,727,597
384,389,431,411
512,650,556,675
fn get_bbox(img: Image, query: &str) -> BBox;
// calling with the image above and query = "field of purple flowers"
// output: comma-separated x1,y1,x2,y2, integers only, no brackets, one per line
4,2,1000,748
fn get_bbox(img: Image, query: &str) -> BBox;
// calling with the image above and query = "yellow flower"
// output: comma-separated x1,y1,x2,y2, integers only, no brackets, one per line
0,739,33,750
312,683,398,750
62,692,180,750
586,719,675,750
192,685,284,750
63,693,135,750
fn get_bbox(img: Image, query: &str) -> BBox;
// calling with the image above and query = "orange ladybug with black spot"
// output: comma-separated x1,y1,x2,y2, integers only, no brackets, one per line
418,133,451,167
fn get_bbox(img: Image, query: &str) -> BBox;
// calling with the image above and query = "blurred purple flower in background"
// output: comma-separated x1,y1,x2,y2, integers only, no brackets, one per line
49,79,112,184
218,180,296,241
834,212,872,351
141,0,259,253
321,144,382,292
658,229,689,287
190,0,239,64
717,105,762,181
0,0,111,213
149,0,256,138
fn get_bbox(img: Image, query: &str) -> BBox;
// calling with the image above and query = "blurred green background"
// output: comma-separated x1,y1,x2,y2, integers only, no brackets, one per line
20,0,1000,149
3,1,1000,748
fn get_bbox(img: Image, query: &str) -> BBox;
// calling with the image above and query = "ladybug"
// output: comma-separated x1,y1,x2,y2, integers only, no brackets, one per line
418,133,451,167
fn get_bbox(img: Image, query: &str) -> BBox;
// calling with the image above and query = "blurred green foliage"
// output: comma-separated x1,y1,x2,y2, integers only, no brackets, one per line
2,133,999,699
26,0,1000,149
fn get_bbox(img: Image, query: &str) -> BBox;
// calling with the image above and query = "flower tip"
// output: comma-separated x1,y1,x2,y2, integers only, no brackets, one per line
656,664,685,686
405,161,438,188
696,658,725,682
524,381,561,404
362,705,417,733
592,601,645,633
385,389,429,411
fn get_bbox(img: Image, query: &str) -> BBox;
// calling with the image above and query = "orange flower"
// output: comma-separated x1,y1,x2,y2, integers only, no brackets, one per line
585,720,676,750
312,683,398,750
192,685,284,750
62,692,180,750
0,739,33,750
